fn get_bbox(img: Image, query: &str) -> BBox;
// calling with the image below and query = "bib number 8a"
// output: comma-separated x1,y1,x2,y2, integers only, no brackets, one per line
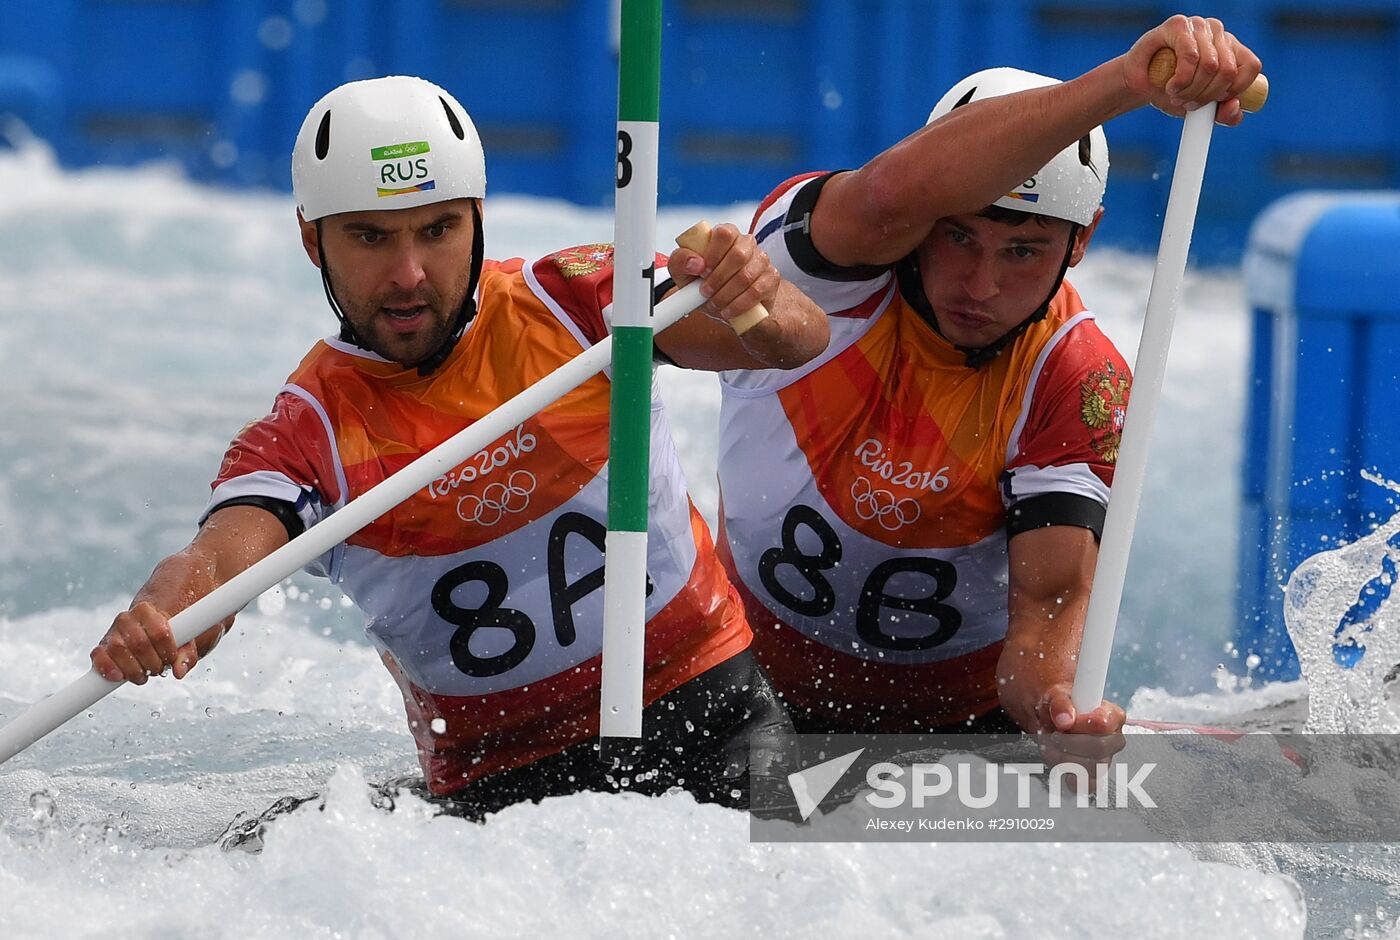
432,561,532,678
757,503,963,651
430,512,651,678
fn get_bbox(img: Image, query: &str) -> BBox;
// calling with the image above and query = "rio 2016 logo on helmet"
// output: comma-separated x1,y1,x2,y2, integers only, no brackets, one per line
292,75,486,221
926,67,1109,228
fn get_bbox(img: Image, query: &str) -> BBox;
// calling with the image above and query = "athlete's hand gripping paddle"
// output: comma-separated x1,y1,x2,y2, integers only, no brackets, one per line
674,220,771,335
1148,47,1270,115
0,280,707,768
1072,50,1269,714
595,216,770,765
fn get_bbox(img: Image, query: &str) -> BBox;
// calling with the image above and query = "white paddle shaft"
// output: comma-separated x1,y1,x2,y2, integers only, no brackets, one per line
1072,105,1217,711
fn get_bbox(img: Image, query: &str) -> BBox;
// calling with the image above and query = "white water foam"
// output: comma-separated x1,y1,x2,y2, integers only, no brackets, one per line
0,599,1316,939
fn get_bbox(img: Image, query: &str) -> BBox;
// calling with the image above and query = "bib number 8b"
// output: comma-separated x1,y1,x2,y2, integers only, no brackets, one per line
758,503,962,652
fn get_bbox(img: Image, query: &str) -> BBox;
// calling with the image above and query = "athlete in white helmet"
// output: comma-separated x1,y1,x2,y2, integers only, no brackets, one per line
718,16,1262,737
88,75,828,820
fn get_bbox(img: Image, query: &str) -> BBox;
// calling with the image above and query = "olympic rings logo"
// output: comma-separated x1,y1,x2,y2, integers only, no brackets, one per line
456,470,538,526
851,476,921,531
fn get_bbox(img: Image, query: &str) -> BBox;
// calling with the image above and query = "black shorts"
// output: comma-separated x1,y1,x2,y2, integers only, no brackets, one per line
387,649,794,820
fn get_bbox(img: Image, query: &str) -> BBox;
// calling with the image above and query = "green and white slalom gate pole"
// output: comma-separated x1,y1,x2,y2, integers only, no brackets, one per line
600,0,660,762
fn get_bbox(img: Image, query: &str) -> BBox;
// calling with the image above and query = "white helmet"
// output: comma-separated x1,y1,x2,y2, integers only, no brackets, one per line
292,75,486,221
927,67,1108,227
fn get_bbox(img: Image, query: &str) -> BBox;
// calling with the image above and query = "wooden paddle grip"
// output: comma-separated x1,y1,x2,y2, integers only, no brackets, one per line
1148,47,1269,113
674,220,771,336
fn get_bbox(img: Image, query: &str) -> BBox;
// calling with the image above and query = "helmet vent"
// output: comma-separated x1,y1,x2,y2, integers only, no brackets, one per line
440,97,465,140
314,110,332,160
1078,135,1101,179
952,87,977,110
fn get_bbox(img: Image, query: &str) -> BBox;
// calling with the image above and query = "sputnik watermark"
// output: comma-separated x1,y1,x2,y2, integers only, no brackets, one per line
754,732,1400,843
754,734,1190,843
864,759,1156,810
783,750,1157,823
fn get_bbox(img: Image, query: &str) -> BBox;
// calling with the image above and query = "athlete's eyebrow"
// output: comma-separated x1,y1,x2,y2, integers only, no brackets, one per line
340,220,388,234
338,211,463,235
945,218,1055,246
420,211,463,229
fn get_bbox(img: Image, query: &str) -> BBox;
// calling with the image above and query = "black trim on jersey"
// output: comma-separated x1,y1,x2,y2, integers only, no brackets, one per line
779,172,889,282
649,275,679,366
205,496,306,541
653,274,675,306
896,253,939,322
1006,492,1106,541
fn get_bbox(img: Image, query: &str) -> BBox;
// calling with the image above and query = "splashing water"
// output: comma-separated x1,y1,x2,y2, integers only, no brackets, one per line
1286,471,1400,733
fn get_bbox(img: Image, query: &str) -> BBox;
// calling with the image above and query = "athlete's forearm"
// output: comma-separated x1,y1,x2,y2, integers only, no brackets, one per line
813,60,1133,268
148,505,288,605
658,224,830,371
733,280,830,369
132,547,224,619
998,524,1100,728
90,505,288,683
812,15,1262,268
91,548,225,684
1001,609,1086,676
996,608,1093,734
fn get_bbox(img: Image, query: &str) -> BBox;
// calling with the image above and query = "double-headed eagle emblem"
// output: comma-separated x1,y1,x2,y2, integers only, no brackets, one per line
551,244,615,279
1080,359,1130,464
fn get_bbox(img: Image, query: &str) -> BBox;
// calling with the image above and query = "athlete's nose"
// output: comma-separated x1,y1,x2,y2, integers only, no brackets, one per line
386,243,427,291
963,250,999,302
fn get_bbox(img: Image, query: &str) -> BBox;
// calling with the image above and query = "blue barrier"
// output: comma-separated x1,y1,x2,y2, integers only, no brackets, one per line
1,1,1398,261
1237,191,1400,680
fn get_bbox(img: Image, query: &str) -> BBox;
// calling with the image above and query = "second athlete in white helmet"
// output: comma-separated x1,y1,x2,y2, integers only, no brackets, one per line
718,15,1261,741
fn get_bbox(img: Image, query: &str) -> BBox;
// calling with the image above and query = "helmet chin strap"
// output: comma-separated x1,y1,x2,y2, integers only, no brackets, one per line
314,220,367,349
895,225,1079,368
314,201,485,377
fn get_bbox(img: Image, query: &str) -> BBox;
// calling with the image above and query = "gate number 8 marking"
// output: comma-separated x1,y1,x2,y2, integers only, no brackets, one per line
616,131,633,188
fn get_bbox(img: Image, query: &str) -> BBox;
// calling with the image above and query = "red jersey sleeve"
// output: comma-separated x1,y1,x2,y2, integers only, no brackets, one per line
201,387,343,537
1002,317,1132,537
528,244,671,347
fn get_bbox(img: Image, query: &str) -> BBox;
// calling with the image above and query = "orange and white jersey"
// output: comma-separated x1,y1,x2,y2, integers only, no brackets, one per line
719,173,1131,729
204,246,750,792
